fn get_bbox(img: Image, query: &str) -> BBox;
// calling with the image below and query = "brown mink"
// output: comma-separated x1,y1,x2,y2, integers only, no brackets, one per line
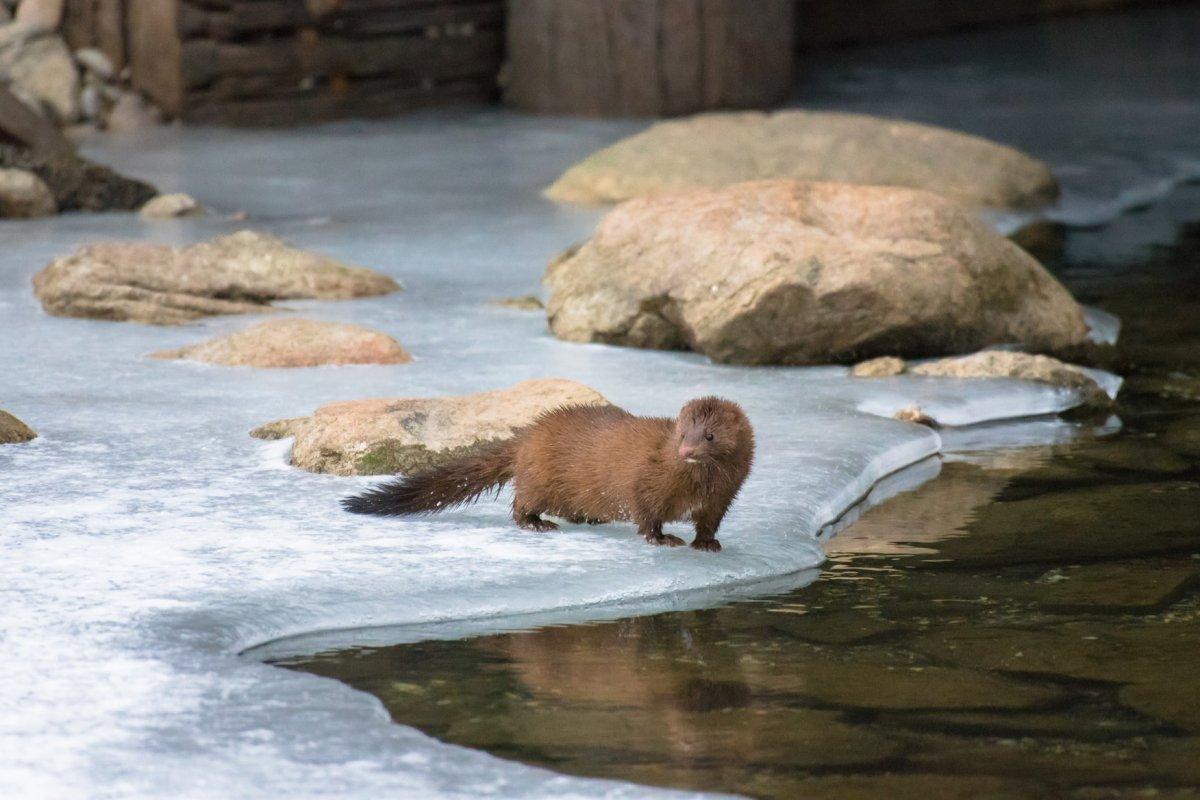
342,397,754,552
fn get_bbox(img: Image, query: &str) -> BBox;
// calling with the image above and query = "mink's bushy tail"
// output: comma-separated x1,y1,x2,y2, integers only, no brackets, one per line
341,440,516,516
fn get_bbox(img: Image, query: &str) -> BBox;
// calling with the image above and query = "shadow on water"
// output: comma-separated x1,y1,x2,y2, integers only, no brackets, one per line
269,192,1200,798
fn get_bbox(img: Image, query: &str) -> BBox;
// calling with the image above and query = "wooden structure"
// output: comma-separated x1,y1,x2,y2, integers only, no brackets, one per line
97,0,505,125
504,0,795,117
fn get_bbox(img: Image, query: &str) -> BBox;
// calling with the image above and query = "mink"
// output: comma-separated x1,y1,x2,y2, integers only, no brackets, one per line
342,397,755,552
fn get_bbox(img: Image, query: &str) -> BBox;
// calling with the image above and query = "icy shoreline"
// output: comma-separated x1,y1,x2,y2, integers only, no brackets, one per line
5,5,1199,792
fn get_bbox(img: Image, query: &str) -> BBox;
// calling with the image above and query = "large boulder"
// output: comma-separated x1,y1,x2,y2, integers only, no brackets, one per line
251,379,609,476
545,180,1089,365
33,230,400,324
151,319,411,368
0,409,36,443
0,166,54,216
546,111,1058,211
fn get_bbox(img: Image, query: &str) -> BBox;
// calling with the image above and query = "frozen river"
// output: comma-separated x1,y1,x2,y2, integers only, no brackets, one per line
2,5,1197,798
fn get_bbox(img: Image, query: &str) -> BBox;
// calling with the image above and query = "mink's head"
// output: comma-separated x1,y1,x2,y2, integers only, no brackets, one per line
673,397,755,471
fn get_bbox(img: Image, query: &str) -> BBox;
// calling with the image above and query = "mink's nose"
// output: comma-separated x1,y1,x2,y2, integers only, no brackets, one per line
679,445,696,459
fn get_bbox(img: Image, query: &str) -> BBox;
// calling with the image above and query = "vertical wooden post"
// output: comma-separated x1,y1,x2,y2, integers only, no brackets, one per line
504,0,795,117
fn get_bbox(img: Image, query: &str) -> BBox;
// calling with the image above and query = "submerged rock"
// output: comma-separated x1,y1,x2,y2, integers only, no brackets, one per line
251,379,609,476
0,142,157,211
152,319,411,368
139,192,204,219
546,181,1089,365
0,409,36,443
0,166,54,216
545,110,1058,211
489,295,544,311
33,231,400,324
911,350,1112,408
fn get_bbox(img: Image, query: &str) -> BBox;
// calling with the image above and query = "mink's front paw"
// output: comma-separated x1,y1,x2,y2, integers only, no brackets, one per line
691,538,722,553
645,532,686,547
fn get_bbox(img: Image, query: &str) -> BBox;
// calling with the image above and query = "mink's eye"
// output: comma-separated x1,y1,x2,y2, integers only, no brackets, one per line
704,432,714,441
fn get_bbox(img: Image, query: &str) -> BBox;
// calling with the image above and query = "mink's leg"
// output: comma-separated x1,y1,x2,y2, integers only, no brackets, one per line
690,503,727,553
567,515,609,525
514,511,559,532
637,517,684,547
513,494,558,532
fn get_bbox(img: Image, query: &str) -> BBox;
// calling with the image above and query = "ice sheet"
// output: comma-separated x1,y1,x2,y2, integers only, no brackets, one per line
5,6,1195,798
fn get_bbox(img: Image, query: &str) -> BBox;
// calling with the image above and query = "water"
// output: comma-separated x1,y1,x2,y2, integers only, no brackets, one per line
3,4,1200,798
274,184,1200,798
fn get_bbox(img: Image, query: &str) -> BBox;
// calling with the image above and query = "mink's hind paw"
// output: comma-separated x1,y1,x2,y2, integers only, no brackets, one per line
645,532,686,547
691,539,722,553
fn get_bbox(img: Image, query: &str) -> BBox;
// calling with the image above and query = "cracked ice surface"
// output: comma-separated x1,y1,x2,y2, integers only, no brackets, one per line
0,112,1116,799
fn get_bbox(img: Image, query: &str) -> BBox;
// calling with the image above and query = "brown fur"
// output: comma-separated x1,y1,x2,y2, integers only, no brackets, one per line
342,397,755,552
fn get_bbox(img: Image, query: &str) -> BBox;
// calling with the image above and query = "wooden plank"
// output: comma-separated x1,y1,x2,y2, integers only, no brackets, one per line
128,0,183,114
657,0,702,116
179,29,502,88
177,0,501,39
183,75,494,125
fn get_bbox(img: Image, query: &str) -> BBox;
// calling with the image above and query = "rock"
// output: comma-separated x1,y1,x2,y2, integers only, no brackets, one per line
750,655,1065,711
545,110,1058,211
488,294,543,311
32,230,400,324
0,4,9,23
904,560,1199,614
78,83,101,121
0,142,156,211
545,181,1089,365
151,319,411,368
0,34,79,123
892,405,937,427
139,192,204,219
0,82,75,158
251,379,609,476
105,91,159,133
0,166,55,216
912,350,1113,408
911,482,1200,569
851,356,906,377
13,0,63,33
73,47,113,80
0,409,36,443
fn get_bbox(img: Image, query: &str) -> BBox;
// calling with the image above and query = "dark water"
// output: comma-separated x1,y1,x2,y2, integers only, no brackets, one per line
274,189,1200,798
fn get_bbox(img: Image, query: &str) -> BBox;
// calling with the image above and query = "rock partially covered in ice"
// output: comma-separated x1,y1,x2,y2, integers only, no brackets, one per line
892,405,937,427
33,230,400,324
139,192,204,219
911,350,1113,409
0,142,157,211
546,111,1058,211
851,356,906,378
251,379,609,476
0,166,55,216
546,181,1089,365
151,318,411,368
0,409,36,443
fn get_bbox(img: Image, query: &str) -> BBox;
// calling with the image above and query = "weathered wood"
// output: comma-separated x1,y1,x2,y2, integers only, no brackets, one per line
179,29,502,89
128,0,183,114
505,0,794,117
62,0,128,70
0,85,77,158
183,76,494,125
